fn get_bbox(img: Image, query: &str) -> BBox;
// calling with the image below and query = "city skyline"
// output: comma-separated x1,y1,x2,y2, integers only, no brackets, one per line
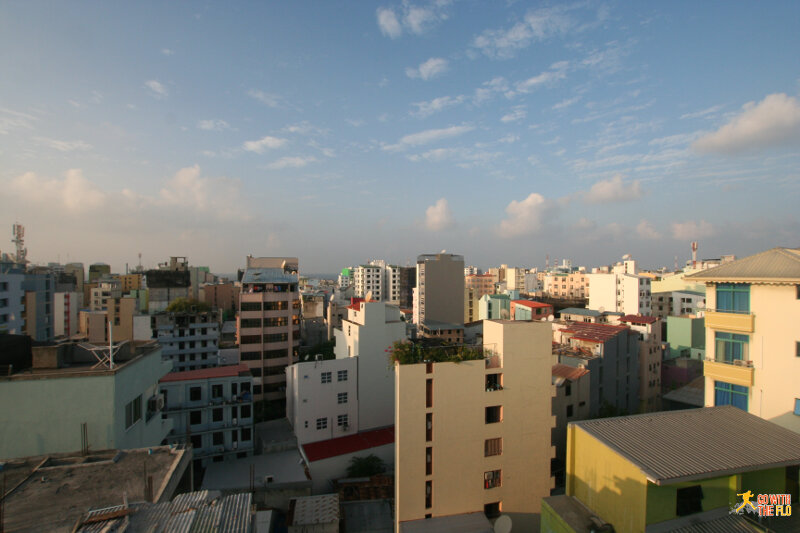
1,2,799,273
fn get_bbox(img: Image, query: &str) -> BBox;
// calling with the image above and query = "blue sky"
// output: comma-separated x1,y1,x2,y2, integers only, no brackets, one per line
1,1,799,274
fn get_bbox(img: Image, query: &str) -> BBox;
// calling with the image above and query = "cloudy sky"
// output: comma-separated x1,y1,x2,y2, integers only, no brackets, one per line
1,2,799,274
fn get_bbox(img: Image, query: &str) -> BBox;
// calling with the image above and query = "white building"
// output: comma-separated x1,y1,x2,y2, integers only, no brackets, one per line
588,271,652,316
353,263,384,301
505,266,526,291
54,291,80,337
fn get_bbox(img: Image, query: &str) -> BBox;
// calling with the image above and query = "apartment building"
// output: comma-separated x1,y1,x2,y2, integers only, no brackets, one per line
395,320,554,531
551,363,590,479
152,310,220,371
200,281,240,317
618,315,664,412
0,340,172,459
686,247,800,433
588,272,652,316
652,289,706,319
465,273,495,299
0,266,25,334
88,262,111,282
354,263,384,301
416,253,464,335
53,291,79,337
511,300,553,320
159,364,255,467
238,256,300,404
478,293,510,320
543,270,589,300
386,265,415,308
146,257,191,313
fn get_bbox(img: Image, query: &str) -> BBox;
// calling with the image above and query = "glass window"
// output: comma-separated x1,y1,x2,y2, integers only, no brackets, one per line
212,408,223,422
337,414,348,427
190,410,202,425
321,372,332,384
337,392,348,404
189,386,201,401
715,381,748,411
795,399,800,416
316,417,327,430
716,283,749,313
715,332,749,363
125,395,142,430
338,370,348,382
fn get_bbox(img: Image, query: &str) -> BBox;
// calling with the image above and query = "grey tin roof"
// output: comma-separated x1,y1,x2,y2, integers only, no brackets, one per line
686,247,800,283
571,406,800,485
560,307,602,317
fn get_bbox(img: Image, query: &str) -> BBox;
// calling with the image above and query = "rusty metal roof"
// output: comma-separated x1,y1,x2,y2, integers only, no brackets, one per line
686,247,800,283
571,406,800,485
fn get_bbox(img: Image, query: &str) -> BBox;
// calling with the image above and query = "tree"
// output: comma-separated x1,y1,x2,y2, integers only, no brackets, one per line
346,454,386,478
165,298,211,313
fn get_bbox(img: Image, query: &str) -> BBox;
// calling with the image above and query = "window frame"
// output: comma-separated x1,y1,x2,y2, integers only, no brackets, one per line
715,283,749,313
714,381,748,411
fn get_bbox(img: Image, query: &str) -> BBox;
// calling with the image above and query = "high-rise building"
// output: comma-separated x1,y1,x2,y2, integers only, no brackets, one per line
88,263,111,283
394,320,554,530
238,256,300,405
152,310,221,371
686,247,800,434
416,253,464,327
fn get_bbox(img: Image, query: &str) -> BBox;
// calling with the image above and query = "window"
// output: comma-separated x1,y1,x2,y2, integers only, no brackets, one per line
212,408,223,422
189,386,201,402
190,410,202,425
211,384,223,398
316,417,327,430
715,332,749,363
484,470,501,489
338,370,348,382
676,485,704,516
241,405,252,418
426,413,433,441
321,372,332,384
191,435,202,449
425,480,432,509
716,283,749,313
426,379,433,407
794,399,800,416
485,438,502,457
567,405,574,418
796,341,800,358
715,381,748,411
125,395,142,430
426,446,432,475
212,432,223,446
337,392,348,404
486,373,502,391
337,414,348,427
565,382,572,396
485,406,502,424
485,502,502,519
242,427,252,441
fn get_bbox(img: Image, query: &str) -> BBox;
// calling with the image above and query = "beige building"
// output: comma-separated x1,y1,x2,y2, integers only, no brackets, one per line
464,286,480,323
687,247,800,434
394,320,554,531
114,273,143,293
416,253,464,328
464,273,494,299
543,271,589,299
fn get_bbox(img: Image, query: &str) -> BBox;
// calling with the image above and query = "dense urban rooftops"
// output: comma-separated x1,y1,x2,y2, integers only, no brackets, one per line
241,267,298,284
561,322,632,343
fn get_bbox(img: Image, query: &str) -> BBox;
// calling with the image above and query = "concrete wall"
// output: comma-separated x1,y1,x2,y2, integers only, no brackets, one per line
308,443,394,494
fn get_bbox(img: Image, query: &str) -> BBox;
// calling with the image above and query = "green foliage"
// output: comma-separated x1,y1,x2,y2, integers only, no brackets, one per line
389,340,489,365
165,297,211,313
346,454,386,478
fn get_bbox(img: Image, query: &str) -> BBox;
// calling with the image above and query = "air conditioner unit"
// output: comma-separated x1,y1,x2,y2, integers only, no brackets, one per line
232,395,238,402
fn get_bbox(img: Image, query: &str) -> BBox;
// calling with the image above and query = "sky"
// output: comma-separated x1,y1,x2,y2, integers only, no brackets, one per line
1,1,799,275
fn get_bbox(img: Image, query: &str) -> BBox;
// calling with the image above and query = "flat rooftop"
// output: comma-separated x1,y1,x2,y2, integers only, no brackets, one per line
303,426,394,462
201,448,309,491
572,406,800,485
2,446,189,532
160,363,251,383
400,511,493,532
241,267,298,284
561,322,631,343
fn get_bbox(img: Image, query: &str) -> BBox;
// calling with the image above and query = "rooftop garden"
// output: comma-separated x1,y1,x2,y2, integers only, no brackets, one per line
389,340,491,365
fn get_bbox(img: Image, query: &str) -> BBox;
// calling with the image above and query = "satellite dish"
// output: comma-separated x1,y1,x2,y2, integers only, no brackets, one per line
598,306,605,314
365,290,373,302
440,249,447,254
697,301,705,309
494,515,512,533
547,314,554,322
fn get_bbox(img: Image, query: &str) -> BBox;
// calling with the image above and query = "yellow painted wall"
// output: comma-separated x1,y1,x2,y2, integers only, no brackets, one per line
646,476,737,525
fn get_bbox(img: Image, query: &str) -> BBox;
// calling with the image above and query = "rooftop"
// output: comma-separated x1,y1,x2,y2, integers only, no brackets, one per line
618,314,658,325
288,494,339,526
159,363,251,383
552,363,589,382
303,426,394,462
419,319,464,331
512,299,552,308
661,376,705,407
685,247,800,283
2,446,189,532
571,406,800,485
241,267,298,284
399,511,493,533
561,322,631,343
202,448,309,491
559,307,601,317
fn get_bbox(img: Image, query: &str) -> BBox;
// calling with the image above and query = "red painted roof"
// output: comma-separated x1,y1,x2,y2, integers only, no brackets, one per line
552,363,589,381
347,297,365,311
512,300,551,308
619,314,658,325
562,322,630,343
160,363,251,383
303,426,394,462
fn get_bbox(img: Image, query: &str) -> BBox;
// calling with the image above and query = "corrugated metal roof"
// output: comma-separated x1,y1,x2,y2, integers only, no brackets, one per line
552,363,589,381
572,406,800,485
686,247,800,283
560,308,601,317
562,322,630,342
218,493,252,533
160,364,251,383
291,494,339,525
668,513,763,533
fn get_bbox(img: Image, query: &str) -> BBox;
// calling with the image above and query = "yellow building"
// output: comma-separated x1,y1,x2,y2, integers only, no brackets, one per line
114,273,143,293
542,406,800,533
686,247,800,434
394,320,554,531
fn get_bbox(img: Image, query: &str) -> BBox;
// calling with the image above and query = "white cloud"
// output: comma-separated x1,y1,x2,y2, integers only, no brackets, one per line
500,106,526,123
553,96,580,110
346,118,366,127
33,137,92,152
680,104,723,120
383,124,474,151
473,6,574,59
267,156,316,169
498,193,553,237
9,169,106,212
197,119,230,131
377,7,402,38
284,121,326,136
692,93,800,154
406,57,448,80
583,174,642,204
636,220,661,239
144,80,168,98
411,95,465,117
243,135,287,153
247,89,282,108
425,198,454,231
473,77,509,104
510,61,569,96
407,146,501,167
161,48,175,56
671,220,715,240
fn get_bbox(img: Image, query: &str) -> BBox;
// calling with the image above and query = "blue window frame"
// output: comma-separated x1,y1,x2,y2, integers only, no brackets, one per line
715,332,749,363
715,381,748,411
716,283,749,313
795,399,800,416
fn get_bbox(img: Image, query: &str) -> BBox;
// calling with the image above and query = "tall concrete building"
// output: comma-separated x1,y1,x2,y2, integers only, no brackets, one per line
416,253,464,327
0,264,25,335
687,247,800,434
394,320,554,531
146,257,191,313
88,262,111,283
238,256,300,405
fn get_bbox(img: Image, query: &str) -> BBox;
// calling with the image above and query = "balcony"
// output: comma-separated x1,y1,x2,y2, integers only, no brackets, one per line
705,309,754,334
704,358,754,388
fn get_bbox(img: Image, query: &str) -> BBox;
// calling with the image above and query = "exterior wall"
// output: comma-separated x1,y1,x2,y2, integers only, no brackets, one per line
0,348,172,459
465,274,495,299
395,320,554,531
544,272,588,299
0,271,25,335
651,269,706,294
478,294,510,320
354,265,383,301
666,316,705,360
160,373,255,466
567,425,648,533
22,273,55,341
201,282,240,315
54,292,80,337
417,254,464,326
505,268,526,291
464,287,479,323
286,358,358,445
703,283,800,434
552,374,590,462
307,443,394,494
153,312,220,371
645,476,736,527
588,273,651,315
